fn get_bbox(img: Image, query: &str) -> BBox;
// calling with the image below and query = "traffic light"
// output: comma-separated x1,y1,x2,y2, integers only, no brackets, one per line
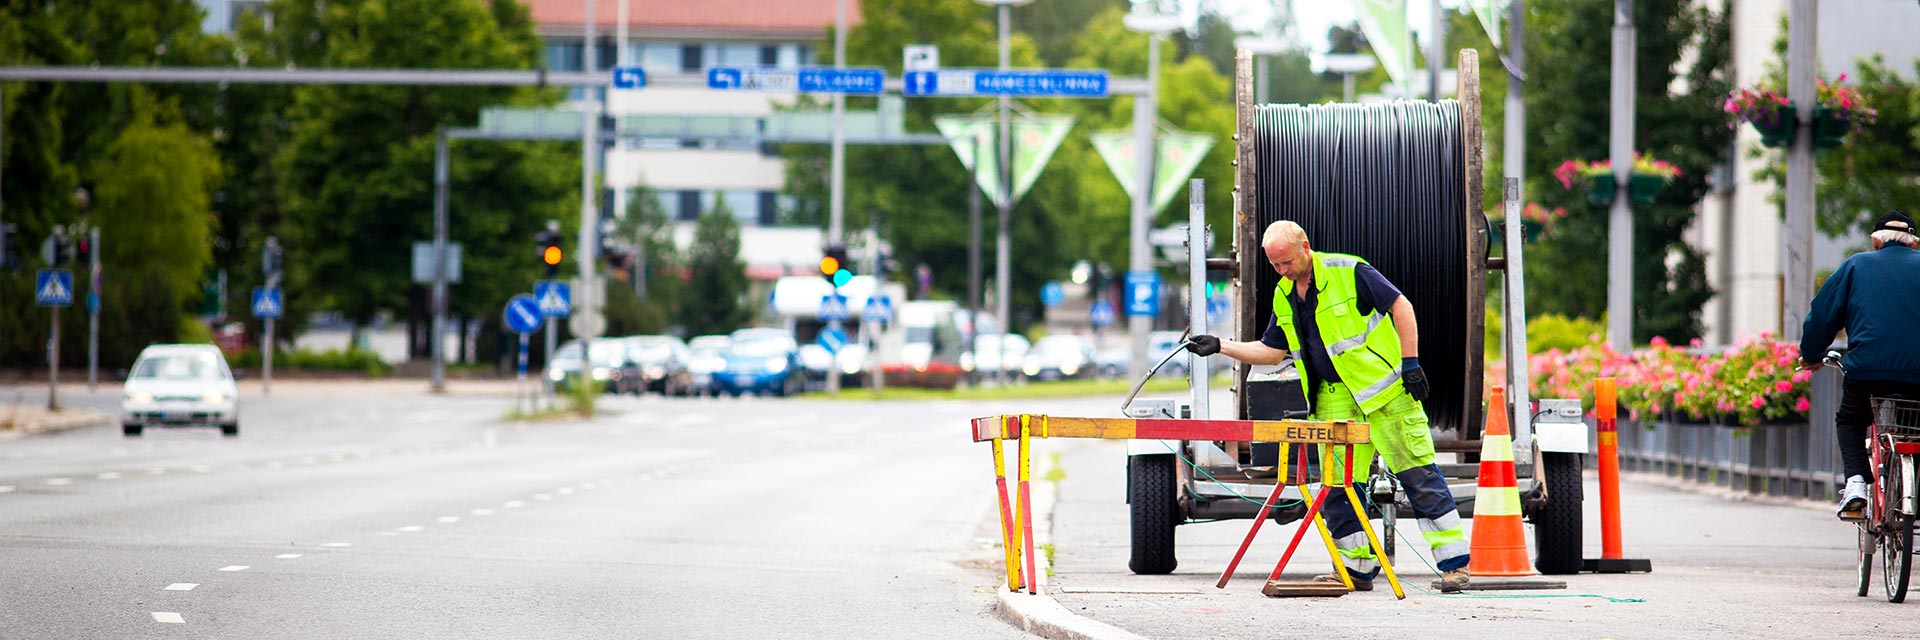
537,229,564,279
820,245,852,287
51,232,72,266
75,235,91,266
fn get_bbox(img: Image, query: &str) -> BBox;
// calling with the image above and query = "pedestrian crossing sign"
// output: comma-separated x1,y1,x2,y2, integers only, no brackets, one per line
252,287,284,319
35,269,72,307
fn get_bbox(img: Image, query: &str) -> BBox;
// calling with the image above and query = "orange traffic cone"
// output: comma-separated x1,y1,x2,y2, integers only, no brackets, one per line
1467,386,1536,577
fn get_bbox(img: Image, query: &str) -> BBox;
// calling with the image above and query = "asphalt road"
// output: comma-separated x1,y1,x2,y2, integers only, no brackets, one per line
0,381,1109,639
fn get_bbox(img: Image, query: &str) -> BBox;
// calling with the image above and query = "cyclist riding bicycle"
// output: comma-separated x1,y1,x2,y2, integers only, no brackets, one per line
1800,210,1920,520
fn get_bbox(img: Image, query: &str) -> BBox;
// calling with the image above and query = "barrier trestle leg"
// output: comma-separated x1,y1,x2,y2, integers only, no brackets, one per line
1018,415,1038,595
989,431,1023,591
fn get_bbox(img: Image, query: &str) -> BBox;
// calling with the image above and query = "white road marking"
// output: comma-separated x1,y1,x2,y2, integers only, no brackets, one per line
275,554,303,559
190,465,212,473
164,583,198,591
148,468,167,475
151,612,185,624
471,509,494,516
267,461,283,469
398,526,423,532
436,516,459,523
320,542,352,548
375,531,398,536
556,488,574,495
581,482,598,489
504,501,526,508
45,478,72,486
533,494,552,501
0,486,14,493
217,566,249,572
301,457,318,464
98,472,122,480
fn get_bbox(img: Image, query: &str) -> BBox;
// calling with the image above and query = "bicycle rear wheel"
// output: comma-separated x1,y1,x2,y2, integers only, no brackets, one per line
1880,455,1912,603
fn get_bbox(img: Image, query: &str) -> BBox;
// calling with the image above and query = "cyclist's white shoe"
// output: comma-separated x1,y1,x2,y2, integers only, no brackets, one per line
1838,475,1869,521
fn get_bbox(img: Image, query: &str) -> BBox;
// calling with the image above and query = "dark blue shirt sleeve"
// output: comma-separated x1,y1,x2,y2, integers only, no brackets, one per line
1260,317,1289,351
1353,264,1403,316
1801,260,1852,363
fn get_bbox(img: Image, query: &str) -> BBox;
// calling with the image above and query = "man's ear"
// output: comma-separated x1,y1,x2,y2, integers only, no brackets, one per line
1301,240,1311,254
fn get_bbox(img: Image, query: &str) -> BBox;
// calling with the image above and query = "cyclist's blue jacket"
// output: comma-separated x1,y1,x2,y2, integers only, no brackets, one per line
1800,244,1920,383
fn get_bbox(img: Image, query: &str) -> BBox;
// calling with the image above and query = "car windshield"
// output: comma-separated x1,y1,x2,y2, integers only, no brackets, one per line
726,339,790,358
1036,338,1085,357
905,326,934,343
132,352,227,381
691,346,725,359
629,341,674,361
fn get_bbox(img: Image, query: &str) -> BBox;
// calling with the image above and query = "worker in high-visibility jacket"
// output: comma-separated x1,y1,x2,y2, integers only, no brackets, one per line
1188,220,1471,593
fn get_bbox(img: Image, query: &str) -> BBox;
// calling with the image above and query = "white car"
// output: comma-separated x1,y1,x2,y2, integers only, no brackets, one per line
121,344,241,437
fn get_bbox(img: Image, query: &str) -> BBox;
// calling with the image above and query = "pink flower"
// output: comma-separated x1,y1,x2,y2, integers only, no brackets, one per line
1650,336,1669,347
1751,396,1766,409
1775,380,1792,393
1795,397,1812,412
1792,370,1813,383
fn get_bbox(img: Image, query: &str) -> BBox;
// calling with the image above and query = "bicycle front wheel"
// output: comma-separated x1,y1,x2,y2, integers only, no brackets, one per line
1880,455,1912,603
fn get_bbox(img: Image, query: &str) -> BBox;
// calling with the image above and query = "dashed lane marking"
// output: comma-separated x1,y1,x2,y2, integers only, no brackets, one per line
398,526,424,532
0,486,13,493
319,542,352,548
534,494,552,501
504,501,526,509
164,584,198,591
151,612,185,624
46,478,72,486
471,509,494,516
437,516,459,523
148,468,167,475
217,566,249,572
275,554,303,559
190,465,212,473
376,531,399,536
98,472,123,480
557,488,574,495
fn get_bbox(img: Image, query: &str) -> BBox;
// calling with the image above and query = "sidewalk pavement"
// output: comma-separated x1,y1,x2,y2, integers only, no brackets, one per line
991,437,1918,640
0,401,111,439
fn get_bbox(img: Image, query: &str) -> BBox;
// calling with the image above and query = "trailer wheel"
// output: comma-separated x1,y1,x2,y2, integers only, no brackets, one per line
1532,452,1584,574
1128,454,1180,575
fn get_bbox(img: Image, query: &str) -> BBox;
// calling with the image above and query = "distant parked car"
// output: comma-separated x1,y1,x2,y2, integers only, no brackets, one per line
624,335,692,396
1093,345,1130,379
121,344,241,437
686,335,731,397
1023,334,1095,382
798,344,834,390
968,333,1032,382
712,330,803,397
546,339,628,393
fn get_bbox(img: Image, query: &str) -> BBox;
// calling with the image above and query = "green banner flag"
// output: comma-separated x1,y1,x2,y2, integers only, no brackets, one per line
1351,0,1412,95
934,114,1076,208
1470,0,1503,49
1090,129,1216,214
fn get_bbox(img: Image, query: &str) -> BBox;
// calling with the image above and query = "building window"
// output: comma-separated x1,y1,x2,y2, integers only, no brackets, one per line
681,44,703,72
595,40,617,70
677,190,702,221
546,41,584,72
757,191,779,226
641,42,683,71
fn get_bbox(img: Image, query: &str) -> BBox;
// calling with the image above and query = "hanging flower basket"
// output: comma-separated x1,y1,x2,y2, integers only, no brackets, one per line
1725,87,1794,147
1754,111,1797,148
1560,155,1680,206
1628,173,1668,205
1588,174,1618,206
1726,76,1878,149
1812,106,1849,149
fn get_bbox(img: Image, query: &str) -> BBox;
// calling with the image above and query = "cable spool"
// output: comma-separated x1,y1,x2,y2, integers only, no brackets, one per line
1235,53,1487,439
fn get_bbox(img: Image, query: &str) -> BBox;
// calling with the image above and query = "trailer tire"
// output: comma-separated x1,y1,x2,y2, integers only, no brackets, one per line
1532,452,1584,575
1128,454,1180,575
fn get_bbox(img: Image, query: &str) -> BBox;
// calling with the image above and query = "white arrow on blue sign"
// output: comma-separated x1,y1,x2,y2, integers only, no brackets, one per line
1124,270,1159,317
534,281,571,318
707,66,884,94
817,325,849,354
34,269,72,307
503,294,543,335
251,287,283,319
863,295,893,324
1089,300,1116,328
902,69,1108,98
819,294,850,322
611,66,647,90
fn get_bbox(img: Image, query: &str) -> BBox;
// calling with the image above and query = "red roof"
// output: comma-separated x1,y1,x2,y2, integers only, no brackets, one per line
523,0,860,38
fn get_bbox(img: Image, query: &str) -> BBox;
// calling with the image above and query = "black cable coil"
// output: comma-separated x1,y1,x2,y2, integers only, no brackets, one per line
1253,101,1473,436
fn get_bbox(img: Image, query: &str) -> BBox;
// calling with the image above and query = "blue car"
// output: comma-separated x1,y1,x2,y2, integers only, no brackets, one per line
711,331,804,397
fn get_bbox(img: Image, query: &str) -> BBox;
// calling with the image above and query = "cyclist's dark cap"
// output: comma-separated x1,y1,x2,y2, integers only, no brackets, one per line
1874,210,1913,234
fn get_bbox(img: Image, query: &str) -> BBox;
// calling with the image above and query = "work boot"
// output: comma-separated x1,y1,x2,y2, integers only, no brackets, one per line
1839,475,1870,521
1313,573,1372,592
1439,568,1471,593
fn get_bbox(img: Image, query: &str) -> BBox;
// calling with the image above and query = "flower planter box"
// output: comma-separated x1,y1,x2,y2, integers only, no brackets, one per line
1812,106,1849,149
1586,173,1669,206
1751,114,1796,148
1587,174,1617,205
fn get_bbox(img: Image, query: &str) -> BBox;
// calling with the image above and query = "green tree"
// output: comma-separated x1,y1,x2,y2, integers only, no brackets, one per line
1014,0,1127,67
604,185,685,336
1519,0,1728,343
683,199,752,336
1754,54,1920,237
89,114,225,361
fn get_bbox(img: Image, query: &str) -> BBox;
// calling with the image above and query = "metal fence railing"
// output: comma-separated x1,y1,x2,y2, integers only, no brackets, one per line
1607,368,1844,501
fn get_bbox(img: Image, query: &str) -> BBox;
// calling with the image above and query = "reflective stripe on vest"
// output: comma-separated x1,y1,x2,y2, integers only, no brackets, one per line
1271,252,1406,414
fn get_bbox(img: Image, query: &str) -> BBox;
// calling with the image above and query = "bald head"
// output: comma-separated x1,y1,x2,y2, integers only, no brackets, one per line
1261,221,1313,282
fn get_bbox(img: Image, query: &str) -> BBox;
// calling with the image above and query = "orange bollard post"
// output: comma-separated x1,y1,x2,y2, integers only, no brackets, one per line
1583,378,1652,573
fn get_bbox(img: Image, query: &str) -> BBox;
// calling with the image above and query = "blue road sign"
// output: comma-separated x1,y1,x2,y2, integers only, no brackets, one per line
34,269,72,307
1124,271,1159,317
863,295,893,325
902,69,1108,98
611,66,647,90
251,287,284,319
819,294,850,323
534,281,571,317
1089,300,1116,328
504,294,544,335
1207,294,1231,327
87,292,100,314
1041,281,1065,308
706,66,884,94
817,325,849,354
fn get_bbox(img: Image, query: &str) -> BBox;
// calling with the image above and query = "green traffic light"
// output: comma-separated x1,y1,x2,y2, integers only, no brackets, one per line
832,270,852,287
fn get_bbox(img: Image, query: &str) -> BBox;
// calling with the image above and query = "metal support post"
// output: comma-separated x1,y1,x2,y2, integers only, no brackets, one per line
1428,0,1444,101
1503,179,1533,448
968,173,981,382
517,334,530,415
544,320,558,409
995,2,1013,378
1783,0,1816,342
431,126,450,392
1127,35,1160,379
48,305,60,411
576,0,601,390
1187,180,1209,419
1606,0,1635,351
826,0,848,396
87,226,99,391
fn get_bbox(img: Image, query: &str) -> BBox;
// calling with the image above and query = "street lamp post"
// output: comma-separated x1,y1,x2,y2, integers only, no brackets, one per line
1233,36,1287,105
1123,10,1179,380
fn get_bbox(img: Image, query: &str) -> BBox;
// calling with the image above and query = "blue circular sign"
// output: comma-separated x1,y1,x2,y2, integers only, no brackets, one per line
503,294,544,335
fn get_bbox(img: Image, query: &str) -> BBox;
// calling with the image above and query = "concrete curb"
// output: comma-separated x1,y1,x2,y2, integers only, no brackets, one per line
0,406,112,440
989,446,1148,640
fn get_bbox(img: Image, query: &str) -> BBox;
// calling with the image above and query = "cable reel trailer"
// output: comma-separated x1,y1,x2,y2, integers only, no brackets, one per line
1124,49,1589,576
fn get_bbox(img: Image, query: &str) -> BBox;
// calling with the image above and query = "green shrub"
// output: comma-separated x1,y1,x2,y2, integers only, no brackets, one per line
227,347,393,376
1526,314,1607,355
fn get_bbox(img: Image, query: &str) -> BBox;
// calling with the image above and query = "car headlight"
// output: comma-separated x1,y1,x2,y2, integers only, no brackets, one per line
1024,363,1041,376
1061,363,1079,376
590,368,611,381
644,366,665,378
765,358,787,374
126,391,153,404
202,392,228,404
548,369,565,381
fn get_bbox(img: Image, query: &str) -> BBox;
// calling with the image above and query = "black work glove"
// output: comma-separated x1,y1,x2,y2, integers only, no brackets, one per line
1187,335,1221,357
1401,357,1429,401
